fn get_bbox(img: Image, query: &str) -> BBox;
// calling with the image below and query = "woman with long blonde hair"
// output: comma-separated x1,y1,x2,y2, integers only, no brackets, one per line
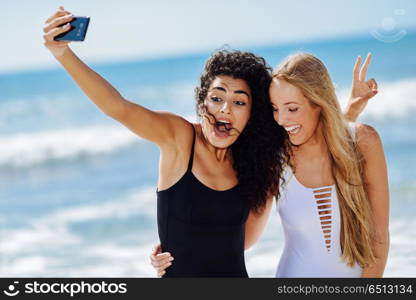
152,52,389,277
268,52,389,277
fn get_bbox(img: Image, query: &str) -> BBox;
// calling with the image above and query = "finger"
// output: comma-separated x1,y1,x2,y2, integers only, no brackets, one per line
150,252,171,263
157,270,166,277
157,261,172,273
359,52,372,81
366,78,378,90
151,253,172,265
43,23,72,42
359,86,378,101
150,255,165,266
156,252,171,258
151,257,173,268
352,55,362,82
159,257,174,266
363,90,378,101
45,9,71,23
150,252,171,264
44,14,74,33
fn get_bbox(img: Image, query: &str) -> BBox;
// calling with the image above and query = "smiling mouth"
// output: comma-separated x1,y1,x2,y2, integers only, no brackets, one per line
285,125,301,136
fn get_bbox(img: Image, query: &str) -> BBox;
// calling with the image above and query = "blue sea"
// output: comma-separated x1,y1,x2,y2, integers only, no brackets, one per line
1,32,415,277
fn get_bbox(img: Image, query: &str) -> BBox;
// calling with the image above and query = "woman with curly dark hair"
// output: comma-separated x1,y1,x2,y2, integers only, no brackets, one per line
43,7,288,277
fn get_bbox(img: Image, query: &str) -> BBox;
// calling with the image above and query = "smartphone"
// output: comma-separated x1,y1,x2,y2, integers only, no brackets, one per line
54,16,90,41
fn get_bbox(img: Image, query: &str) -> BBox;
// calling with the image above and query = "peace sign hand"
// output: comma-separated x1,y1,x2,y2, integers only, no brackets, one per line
345,53,378,122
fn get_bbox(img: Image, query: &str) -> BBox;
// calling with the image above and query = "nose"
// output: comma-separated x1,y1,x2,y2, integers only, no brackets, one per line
276,111,288,127
220,100,231,114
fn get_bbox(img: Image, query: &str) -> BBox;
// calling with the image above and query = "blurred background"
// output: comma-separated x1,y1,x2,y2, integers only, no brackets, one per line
0,0,415,277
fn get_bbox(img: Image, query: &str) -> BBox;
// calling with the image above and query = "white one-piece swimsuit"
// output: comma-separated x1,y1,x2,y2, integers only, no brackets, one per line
275,122,362,277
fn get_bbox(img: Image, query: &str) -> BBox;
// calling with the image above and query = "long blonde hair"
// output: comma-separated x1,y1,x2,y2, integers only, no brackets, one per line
273,52,376,267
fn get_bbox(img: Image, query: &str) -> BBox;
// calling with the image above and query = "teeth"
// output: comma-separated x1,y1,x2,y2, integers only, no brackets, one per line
285,125,300,132
217,119,230,124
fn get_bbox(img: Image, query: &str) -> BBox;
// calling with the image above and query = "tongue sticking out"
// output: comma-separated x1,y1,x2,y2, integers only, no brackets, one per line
215,122,232,136
224,123,233,131
217,123,230,132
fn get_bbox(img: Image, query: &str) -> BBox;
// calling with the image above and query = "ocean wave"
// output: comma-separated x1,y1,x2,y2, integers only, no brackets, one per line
0,187,156,251
0,187,158,276
2,75,414,169
0,114,197,168
337,77,416,121
0,125,140,168
1,192,414,277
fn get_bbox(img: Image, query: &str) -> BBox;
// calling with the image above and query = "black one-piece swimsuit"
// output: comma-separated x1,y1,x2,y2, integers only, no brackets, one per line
157,124,249,277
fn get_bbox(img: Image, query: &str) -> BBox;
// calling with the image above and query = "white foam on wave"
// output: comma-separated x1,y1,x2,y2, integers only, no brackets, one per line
0,114,197,168
0,124,138,167
337,77,416,121
5,77,413,169
1,187,415,277
0,187,158,276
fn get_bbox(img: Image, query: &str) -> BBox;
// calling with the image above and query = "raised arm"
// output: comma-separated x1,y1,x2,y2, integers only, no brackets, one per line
43,7,187,147
355,123,390,277
344,53,378,122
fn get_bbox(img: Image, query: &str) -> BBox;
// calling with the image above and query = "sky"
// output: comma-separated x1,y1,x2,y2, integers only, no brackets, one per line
1,0,416,73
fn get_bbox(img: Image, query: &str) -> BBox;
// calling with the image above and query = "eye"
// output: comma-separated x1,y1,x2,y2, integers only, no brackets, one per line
210,96,222,102
289,107,298,112
272,107,278,112
234,101,246,106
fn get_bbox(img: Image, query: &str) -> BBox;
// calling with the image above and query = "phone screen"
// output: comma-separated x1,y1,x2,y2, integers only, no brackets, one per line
54,16,90,41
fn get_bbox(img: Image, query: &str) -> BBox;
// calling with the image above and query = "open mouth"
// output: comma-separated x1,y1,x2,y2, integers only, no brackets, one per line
214,120,233,138
285,125,301,136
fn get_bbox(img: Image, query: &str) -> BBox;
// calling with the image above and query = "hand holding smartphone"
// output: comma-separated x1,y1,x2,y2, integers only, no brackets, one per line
54,16,90,42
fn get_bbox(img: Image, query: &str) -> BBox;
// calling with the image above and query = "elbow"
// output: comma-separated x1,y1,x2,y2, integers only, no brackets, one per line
376,230,390,245
105,98,126,120
373,230,390,256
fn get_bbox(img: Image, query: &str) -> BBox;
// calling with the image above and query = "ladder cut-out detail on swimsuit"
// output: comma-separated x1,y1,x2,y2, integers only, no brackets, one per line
312,187,333,252
276,127,363,276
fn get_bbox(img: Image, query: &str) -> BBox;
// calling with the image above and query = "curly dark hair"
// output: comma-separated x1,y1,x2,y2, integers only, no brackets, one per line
195,49,289,214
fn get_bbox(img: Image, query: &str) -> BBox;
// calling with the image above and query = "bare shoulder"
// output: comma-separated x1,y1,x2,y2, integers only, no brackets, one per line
156,111,190,128
158,112,195,150
355,122,383,154
156,111,193,140
157,116,195,168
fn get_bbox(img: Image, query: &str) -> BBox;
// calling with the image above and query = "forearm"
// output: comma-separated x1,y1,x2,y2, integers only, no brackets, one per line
361,238,390,277
55,47,124,117
244,196,274,250
344,101,360,122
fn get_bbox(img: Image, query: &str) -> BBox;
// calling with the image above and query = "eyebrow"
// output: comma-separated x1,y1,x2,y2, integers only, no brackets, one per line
234,90,250,98
283,101,299,105
211,87,250,98
212,87,226,92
